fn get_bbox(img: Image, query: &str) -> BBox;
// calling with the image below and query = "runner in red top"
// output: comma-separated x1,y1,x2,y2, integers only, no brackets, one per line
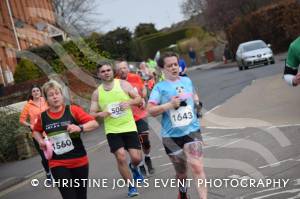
116,60,155,175
32,80,99,199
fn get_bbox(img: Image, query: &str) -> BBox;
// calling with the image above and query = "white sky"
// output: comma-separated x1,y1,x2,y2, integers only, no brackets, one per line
96,0,185,32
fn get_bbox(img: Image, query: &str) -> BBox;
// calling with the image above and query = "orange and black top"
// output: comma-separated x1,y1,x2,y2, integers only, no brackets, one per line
34,105,94,168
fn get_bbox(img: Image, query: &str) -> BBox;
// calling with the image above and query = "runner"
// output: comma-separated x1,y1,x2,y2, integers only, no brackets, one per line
19,85,51,183
32,80,99,199
147,52,207,199
116,60,155,176
178,57,187,77
89,61,144,197
283,36,300,86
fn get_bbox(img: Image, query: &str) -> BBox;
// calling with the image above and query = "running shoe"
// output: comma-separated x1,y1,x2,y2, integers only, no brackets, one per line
46,173,53,186
139,165,147,176
178,191,190,199
128,186,139,197
129,163,144,182
145,156,155,175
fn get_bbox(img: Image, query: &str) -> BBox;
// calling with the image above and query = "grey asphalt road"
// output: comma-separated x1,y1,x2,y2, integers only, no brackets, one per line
1,57,300,199
188,59,284,110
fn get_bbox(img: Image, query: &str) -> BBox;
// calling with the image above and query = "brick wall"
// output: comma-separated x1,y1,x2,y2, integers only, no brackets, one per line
0,0,60,86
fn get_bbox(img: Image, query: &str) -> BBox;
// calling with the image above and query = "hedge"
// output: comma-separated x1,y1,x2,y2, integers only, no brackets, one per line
133,27,208,59
0,110,27,162
226,0,300,53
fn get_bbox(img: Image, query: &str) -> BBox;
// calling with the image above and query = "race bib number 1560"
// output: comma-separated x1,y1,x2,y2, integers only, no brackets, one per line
49,132,74,155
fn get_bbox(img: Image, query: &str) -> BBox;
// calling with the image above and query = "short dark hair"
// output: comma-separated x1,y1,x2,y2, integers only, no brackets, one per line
157,51,179,68
96,61,113,71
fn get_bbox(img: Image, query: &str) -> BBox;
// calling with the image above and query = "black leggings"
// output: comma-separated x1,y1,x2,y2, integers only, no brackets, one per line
32,138,50,173
51,164,89,199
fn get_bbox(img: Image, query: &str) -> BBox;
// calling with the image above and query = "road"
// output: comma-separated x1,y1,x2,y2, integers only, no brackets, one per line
1,57,300,199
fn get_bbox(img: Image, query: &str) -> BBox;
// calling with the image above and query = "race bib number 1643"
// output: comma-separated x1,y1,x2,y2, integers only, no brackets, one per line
170,105,194,127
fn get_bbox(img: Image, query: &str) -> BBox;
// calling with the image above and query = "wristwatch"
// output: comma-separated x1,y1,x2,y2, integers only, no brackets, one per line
79,124,84,133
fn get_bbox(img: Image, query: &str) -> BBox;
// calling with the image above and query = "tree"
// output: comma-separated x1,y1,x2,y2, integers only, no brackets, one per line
99,27,133,60
134,23,158,38
181,0,279,29
52,0,107,35
181,0,207,19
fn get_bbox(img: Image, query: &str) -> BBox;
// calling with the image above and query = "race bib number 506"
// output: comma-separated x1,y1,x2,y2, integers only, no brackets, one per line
170,105,194,127
107,103,125,118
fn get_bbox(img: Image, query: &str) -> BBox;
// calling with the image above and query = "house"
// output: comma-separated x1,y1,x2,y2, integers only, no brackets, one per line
0,0,65,86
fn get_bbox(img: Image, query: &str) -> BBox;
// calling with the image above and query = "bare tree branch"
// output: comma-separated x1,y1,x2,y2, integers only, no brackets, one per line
181,0,207,19
52,0,107,35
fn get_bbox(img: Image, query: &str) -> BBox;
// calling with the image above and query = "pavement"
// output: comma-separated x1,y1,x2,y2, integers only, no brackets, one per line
1,53,295,195
202,73,300,128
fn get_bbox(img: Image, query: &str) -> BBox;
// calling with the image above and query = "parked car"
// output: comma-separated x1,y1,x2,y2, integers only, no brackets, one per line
236,40,275,70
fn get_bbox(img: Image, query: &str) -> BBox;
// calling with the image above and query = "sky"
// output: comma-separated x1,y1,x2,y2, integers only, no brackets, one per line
96,0,186,33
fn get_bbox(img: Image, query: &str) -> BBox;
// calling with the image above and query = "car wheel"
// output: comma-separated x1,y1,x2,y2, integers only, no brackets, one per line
238,65,243,70
270,60,275,64
245,66,249,70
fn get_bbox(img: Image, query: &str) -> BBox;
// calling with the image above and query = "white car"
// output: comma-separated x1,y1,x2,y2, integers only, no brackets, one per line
236,40,275,70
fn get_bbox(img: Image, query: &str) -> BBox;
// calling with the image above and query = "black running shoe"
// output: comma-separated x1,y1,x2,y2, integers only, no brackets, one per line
139,165,147,176
145,156,155,175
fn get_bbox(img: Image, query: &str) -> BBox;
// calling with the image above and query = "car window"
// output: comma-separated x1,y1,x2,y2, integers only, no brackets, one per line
243,42,267,52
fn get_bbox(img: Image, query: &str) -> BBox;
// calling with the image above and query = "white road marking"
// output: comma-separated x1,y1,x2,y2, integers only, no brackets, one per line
217,136,251,149
258,158,293,169
205,126,246,130
217,138,242,149
228,174,241,179
251,188,300,199
293,179,300,186
159,163,172,167
206,123,300,130
202,132,214,136
267,124,300,129
204,133,239,141
151,155,163,160
245,186,283,196
204,105,221,115
87,139,107,152
239,175,252,180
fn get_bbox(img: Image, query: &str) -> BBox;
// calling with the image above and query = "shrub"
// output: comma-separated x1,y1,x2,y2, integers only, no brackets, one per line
14,59,44,83
226,0,300,53
0,109,27,162
29,36,110,75
133,26,210,59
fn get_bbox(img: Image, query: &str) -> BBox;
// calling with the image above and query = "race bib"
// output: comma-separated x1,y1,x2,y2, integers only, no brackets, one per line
170,105,194,127
49,132,74,155
107,103,125,118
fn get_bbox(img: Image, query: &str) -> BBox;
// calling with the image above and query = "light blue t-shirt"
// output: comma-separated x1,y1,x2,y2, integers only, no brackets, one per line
149,76,201,138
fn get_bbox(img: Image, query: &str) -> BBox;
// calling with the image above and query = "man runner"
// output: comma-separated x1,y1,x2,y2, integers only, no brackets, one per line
283,36,300,86
116,60,155,176
90,61,144,197
147,52,207,199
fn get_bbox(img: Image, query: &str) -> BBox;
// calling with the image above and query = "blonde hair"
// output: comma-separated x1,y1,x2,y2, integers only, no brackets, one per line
42,80,63,99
